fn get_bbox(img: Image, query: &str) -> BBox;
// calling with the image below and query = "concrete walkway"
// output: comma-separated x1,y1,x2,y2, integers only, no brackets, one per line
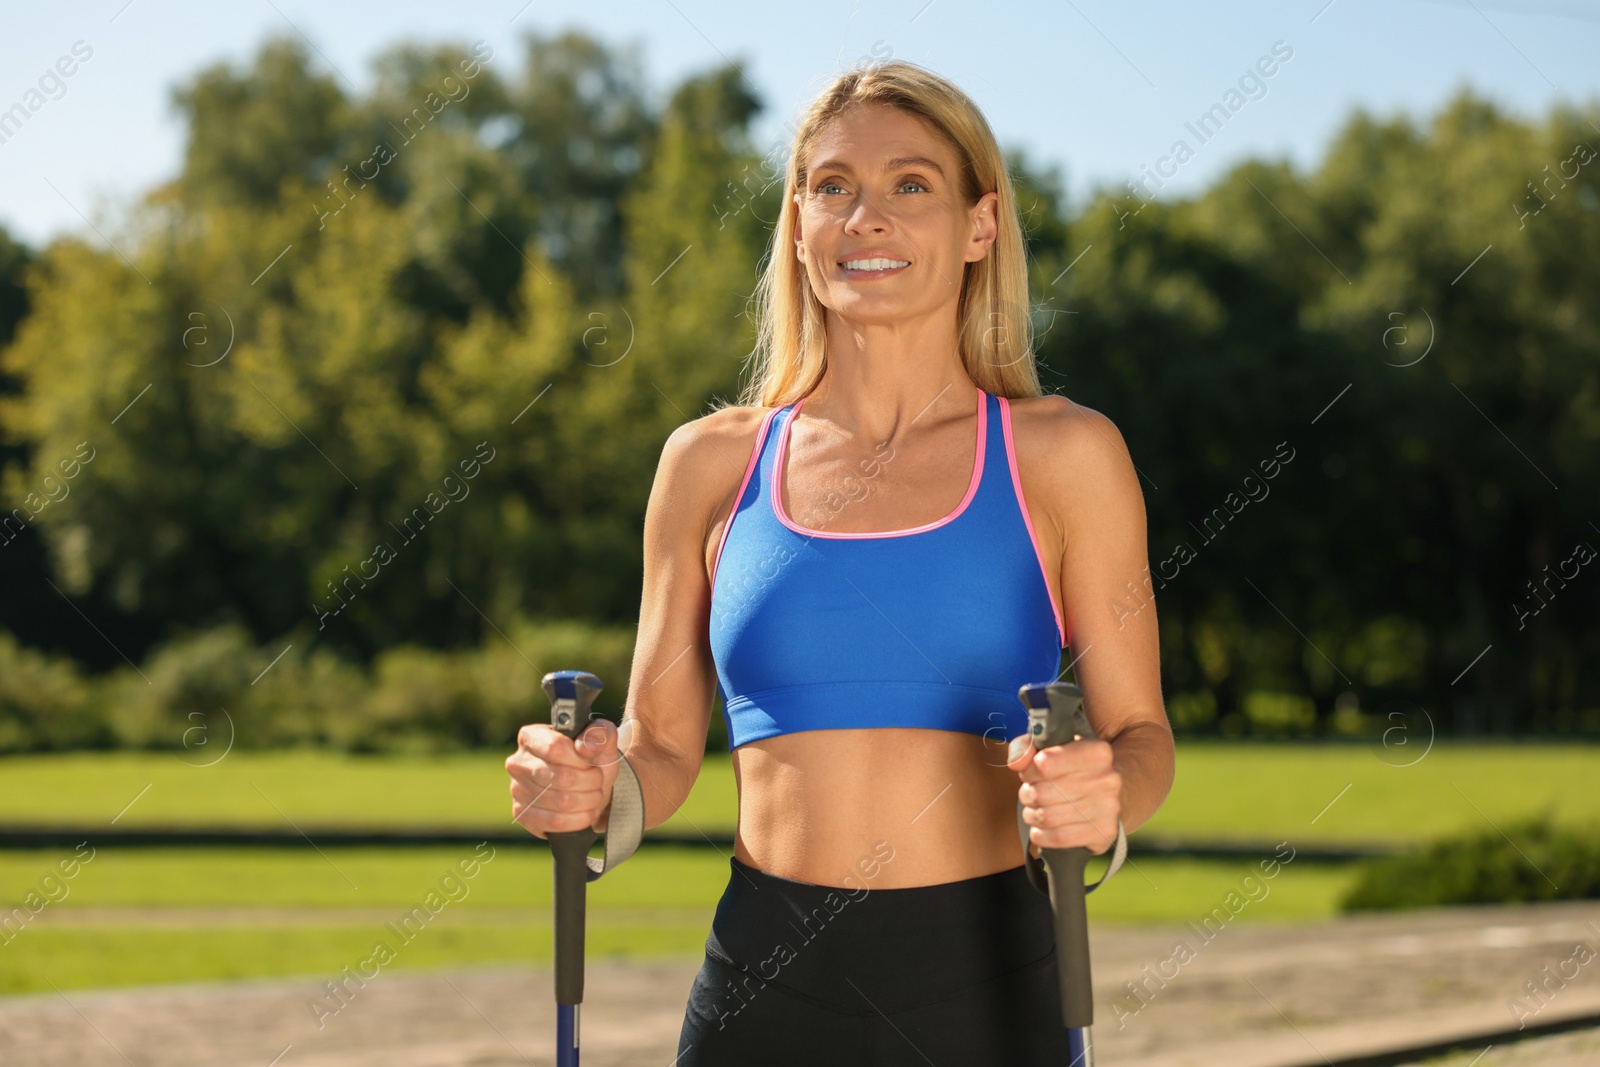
1,899,1597,1066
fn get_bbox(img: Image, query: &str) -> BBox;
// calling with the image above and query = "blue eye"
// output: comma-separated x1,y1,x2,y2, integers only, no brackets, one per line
809,178,928,197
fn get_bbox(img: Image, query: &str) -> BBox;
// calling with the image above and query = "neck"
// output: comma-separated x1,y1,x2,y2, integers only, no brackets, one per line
805,320,975,442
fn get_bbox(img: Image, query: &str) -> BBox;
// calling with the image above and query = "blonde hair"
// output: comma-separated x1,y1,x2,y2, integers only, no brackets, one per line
731,59,1043,410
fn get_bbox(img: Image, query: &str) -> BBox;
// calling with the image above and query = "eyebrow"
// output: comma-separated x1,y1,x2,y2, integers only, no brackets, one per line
808,155,948,180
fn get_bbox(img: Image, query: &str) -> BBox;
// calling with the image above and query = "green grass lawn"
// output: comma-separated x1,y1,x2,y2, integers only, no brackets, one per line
3,741,1598,843
0,846,1357,995
0,748,738,835
2,741,1594,997
1141,740,1600,843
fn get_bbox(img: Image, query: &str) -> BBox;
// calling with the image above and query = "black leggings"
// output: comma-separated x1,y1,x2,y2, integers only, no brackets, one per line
676,855,1075,1066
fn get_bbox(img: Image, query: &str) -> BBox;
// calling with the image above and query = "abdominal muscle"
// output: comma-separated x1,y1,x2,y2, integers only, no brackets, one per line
729,726,1027,889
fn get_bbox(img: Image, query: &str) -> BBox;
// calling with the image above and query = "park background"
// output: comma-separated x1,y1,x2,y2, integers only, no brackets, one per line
1,2,1598,1064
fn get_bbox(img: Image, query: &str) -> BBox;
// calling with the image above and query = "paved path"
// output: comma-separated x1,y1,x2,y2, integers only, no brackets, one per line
2,899,1598,1066
1396,1026,1600,1067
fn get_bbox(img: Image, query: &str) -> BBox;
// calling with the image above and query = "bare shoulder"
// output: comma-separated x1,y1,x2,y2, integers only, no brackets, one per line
659,405,773,491
1005,393,1135,487
652,404,776,540
1004,392,1144,547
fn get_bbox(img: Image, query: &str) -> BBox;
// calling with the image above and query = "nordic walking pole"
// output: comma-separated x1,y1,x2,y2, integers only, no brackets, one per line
1016,681,1125,1067
541,669,603,1067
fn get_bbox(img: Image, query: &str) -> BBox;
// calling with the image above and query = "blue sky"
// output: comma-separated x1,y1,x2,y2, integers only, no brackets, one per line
2,0,1598,250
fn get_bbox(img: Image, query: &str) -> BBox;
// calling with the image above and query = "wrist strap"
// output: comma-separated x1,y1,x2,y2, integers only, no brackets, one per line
583,751,645,882
1017,799,1127,896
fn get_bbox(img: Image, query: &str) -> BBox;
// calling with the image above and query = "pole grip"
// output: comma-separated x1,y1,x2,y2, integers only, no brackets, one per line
541,670,604,1009
549,828,594,1005
1019,681,1098,1030
1041,844,1094,1028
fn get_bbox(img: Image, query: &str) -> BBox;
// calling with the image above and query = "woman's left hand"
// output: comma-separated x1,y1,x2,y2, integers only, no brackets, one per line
1007,733,1123,855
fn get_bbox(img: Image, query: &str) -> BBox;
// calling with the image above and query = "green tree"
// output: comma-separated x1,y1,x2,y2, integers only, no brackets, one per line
171,36,351,208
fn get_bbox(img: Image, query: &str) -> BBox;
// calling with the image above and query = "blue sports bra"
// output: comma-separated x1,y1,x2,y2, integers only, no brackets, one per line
707,384,1066,751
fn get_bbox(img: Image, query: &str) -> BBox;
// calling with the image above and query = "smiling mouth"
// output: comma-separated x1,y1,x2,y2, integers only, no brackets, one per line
838,258,911,272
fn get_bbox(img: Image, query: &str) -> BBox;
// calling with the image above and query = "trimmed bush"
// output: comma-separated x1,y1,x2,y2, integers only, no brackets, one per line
103,623,261,749
0,629,105,750
0,614,643,755
1340,813,1600,910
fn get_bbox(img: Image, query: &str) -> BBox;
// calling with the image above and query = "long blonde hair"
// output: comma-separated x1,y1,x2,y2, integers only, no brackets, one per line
732,59,1043,410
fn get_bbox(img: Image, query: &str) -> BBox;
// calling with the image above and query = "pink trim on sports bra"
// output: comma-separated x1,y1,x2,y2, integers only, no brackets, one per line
771,384,986,539
998,395,1068,647
709,406,781,593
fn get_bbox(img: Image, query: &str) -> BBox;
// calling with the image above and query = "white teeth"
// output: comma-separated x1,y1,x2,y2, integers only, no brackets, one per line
841,258,910,271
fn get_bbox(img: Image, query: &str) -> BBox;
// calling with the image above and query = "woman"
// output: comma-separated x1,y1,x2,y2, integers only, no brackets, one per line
506,60,1173,1065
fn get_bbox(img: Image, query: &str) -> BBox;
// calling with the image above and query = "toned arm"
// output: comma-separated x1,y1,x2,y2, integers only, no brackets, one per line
612,410,754,830
1032,398,1175,836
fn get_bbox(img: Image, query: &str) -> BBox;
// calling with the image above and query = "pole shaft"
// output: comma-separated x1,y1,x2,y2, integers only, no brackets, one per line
1043,844,1094,1027
550,829,594,1005
556,1003,580,1067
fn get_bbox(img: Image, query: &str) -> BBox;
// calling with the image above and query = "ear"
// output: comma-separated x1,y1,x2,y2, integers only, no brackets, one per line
966,190,1000,263
793,193,807,262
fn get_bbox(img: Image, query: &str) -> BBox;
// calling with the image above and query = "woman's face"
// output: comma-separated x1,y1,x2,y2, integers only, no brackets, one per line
793,103,997,326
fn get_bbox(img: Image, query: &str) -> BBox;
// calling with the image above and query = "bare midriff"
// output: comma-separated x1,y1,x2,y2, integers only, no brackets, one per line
729,726,1026,889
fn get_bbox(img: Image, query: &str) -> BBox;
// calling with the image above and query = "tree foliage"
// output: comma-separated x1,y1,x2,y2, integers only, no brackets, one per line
0,32,1596,739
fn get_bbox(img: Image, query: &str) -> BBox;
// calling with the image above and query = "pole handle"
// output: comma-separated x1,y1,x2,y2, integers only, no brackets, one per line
1018,681,1097,1030
542,670,603,1008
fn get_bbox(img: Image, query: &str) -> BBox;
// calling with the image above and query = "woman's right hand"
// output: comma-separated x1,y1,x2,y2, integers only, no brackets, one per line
505,717,623,839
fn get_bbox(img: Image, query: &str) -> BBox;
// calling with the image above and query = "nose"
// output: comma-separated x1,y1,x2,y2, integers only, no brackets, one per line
844,189,893,234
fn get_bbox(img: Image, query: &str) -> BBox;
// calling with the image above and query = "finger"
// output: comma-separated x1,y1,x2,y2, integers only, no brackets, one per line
1020,789,1118,847
511,783,606,818
1022,789,1121,853
515,724,596,769
1032,775,1122,820
574,718,622,767
1006,735,1037,775
509,782,554,823
1021,789,1115,824
1019,779,1089,808
511,792,604,830
1027,823,1115,854
512,807,598,837
1031,739,1114,775
1019,750,1114,792
507,759,599,794
1009,738,1108,780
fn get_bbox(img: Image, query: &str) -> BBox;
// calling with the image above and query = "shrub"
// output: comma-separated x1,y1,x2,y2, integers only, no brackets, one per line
0,629,105,751
0,614,643,755
103,623,260,749
244,640,369,748
1340,812,1600,911
358,645,485,754
351,616,638,753
1242,690,1316,736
